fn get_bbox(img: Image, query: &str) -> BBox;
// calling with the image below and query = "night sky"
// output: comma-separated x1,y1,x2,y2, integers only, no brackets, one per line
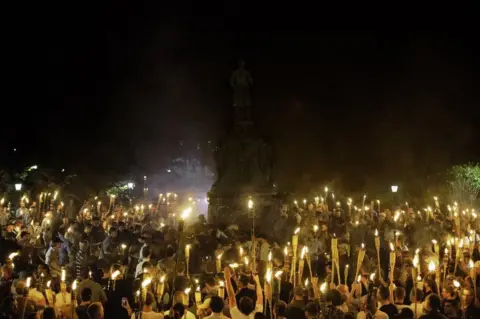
3,3,480,192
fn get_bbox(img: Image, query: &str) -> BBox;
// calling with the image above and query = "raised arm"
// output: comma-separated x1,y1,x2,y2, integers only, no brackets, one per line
253,275,263,306
224,266,236,309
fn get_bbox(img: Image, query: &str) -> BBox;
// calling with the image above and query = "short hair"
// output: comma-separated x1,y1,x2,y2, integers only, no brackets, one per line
305,302,319,317
276,300,287,317
210,296,224,313
238,296,254,316
427,294,442,312
109,227,117,234
398,307,414,319
326,289,343,306
42,307,56,319
378,285,390,301
172,303,185,318
254,313,266,319
205,275,216,287
394,286,405,301
145,292,155,306
87,302,103,319
238,274,249,287
141,246,151,259
81,288,92,302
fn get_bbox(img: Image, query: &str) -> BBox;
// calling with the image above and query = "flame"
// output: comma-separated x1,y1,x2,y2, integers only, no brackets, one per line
268,251,272,261
229,263,239,268
417,276,422,282
265,269,272,282
217,253,222,260
219,280,224,287
361,243,365,249
181,207,192,220
26,277,31,288
141,278,152,287
239,247,244,256
304,278,309,286
453,280,460,288
313,225,319,232
301,246,308,259
111,270,121,280
8,252,19,260
432,239,437,245
370,273,375,281
184,287,191,294
72,280,77,290
468,259,474,269
375,229,379,236
244,256,249,266
196,286,200,292
275,270,283,279
389,242,394,251
445,248,448,254
428,261,436,272
61,269,66,282
160,275,166,283
47,280,51,288
294,227,300,235
357,275,361,282
247,199,254,209
320,282,327,293
284,246,288,256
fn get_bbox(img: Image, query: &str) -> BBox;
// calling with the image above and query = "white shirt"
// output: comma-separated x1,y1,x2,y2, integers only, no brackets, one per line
131,311,163,319
230,304,263,319
164,310,196,319
357,309,389,319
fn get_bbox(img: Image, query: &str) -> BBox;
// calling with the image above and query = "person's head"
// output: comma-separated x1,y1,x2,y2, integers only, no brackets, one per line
20,201,26,208
254,313,266,319
396,307,414,319
238,274,249,288
394,287,405,304
118,222,125,231
173,291,186,305
81,288,92,303
441,285,455,300
336,284,349,299
304,302,319,319
443,299,458,317
87,302,104,319
424,279,434,291
326,289,343,307
42,307,56,319
109,227,117,238
275,300,287,318
145,292,155,308
141,246,151,260
141,262,153,274
238,296,254,316
424,294,442,313
176,262,186,275
293,286,304,300
377,285,390,302
172,303,185,319
205,275,216,291
209,296,224,314
409,288,424,303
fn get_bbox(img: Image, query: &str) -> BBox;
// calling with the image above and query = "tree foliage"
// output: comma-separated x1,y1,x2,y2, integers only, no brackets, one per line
448,163,480,205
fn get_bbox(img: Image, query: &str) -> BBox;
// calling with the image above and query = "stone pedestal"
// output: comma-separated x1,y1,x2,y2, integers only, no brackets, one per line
208,120,273,225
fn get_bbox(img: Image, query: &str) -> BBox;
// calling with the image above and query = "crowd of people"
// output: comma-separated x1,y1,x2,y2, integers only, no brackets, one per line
0,194,479,319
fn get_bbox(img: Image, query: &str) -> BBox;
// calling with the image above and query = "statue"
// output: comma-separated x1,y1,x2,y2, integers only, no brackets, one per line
230,59,253,121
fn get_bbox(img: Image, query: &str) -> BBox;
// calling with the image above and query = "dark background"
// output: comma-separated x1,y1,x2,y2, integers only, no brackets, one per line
2,2,480,194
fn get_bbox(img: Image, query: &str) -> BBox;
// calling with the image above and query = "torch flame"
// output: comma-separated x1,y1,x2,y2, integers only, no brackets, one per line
294,227,300,235
375,229,379,236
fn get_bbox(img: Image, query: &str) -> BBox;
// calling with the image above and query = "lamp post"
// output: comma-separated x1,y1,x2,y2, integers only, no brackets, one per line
391,185,398,208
